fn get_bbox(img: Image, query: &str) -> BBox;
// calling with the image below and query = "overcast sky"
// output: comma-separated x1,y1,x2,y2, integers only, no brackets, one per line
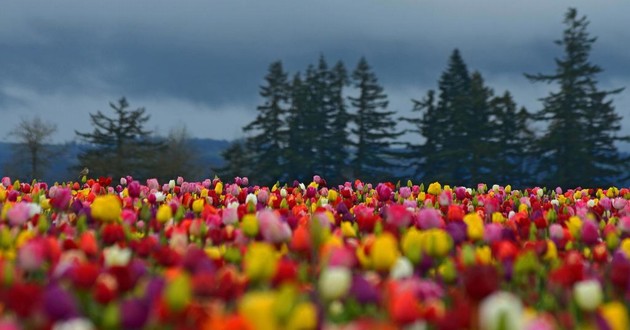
1,0,629,148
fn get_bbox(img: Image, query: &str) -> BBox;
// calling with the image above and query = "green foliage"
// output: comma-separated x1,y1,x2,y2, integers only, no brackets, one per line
74,97,164,180
525,8,628,188
349,57,402,183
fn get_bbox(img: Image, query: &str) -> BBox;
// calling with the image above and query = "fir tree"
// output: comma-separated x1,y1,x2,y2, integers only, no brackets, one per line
468,71,496,185
284,72,311,182
489,91,534,187
214,140,250,181
526,8,628,188
243,61,290,186
75,97,163,180
323,60,351,184
349,57,401,182
414,49,473,185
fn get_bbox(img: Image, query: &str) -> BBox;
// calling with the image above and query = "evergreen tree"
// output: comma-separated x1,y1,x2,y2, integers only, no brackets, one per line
75,97,163,180
349,57,401,182
412,50,472,185
409,50,503,186
403,90,437,179
489,91,534,186
243,61,290,185
468,71,496,185
437,50,473,185
214,140,250,181
284,72,311,182
526,8,628,188
323,60,351,184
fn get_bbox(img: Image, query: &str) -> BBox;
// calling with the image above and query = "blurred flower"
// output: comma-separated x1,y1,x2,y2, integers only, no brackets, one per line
601,301,629,330
386,205,412,228
52,318,95,330
7,202,31,226
417,208,443,229
286,302,317,330
371,233,399,272
390,257,414,279
427,182,442,196
103,244,132,267
91,195,121,222
163,273,191,313
464,213,484,241
573,279,602,311
479,291,523,330
319,266,351,300
239,291,277,330
244,242,277,283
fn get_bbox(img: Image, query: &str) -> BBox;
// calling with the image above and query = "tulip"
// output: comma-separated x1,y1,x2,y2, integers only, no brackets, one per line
91,195,122,222
371,233,399,272
573,279,602,311
319,266,352,300
390,257,414,279
479,291,524,330
244,242,277,283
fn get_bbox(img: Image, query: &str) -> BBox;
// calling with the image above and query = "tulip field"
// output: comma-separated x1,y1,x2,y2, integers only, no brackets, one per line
2,176,630,329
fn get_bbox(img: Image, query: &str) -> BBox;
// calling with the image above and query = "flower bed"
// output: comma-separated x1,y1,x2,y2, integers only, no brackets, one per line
1,176,629,329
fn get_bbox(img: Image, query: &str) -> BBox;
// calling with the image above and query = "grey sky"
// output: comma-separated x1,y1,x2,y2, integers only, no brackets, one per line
1,0,629,147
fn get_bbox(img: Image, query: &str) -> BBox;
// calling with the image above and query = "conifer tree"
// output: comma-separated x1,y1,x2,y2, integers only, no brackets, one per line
323,60,351,184
468,71,496,185
412,50,472,185
75,97,163,179
489,91,534,186
526,8,628,188
284,72,311,182
349,57,401,182
214,140,250,181
243,61,290,185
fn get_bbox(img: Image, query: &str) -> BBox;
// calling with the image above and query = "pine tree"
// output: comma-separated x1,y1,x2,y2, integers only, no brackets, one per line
284,72,311,182
243,61,290,185
409,50,503,186
403,90,437,179
413,50,472,185
214,140,250,181
468,71,496,185
489,91,534,186
75,97,163,180
525,8,628,188
349,57,401,183
323,60,351,184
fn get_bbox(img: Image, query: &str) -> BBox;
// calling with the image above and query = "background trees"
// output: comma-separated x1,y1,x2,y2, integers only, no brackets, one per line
525,8,628,188
75,97,164,179
349,57,402,183
4,116,58,181
223,7,627,189
242,61,290,186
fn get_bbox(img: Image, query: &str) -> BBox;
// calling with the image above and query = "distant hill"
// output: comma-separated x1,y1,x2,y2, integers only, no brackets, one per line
0,138,230,183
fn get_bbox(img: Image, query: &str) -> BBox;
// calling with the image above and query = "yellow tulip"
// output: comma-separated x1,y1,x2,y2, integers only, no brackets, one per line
91,195,122,222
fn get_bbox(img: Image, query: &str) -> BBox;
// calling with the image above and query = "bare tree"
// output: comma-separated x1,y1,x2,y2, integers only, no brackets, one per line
154,124,203,181
6,116,57,181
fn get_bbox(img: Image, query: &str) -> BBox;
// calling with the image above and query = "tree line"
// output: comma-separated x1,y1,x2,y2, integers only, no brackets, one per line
218,8,629,188
3,8,627,189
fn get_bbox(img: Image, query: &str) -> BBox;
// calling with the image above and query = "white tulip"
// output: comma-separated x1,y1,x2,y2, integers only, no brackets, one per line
319,267,352,300
574,279,603,311
479,291,524,330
